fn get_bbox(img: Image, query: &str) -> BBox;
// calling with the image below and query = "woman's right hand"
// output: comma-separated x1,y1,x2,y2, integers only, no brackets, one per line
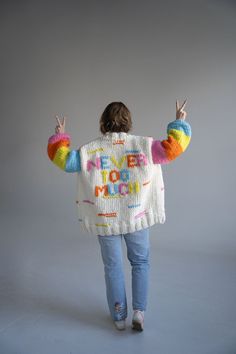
176,99,187,120
55,115,67,134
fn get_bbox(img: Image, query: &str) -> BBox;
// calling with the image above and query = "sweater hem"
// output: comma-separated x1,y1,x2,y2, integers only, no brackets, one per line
78,212,166,236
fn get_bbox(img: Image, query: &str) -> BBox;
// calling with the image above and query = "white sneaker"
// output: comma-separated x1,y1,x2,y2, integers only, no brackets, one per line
114,319,126,330
132,310,144,331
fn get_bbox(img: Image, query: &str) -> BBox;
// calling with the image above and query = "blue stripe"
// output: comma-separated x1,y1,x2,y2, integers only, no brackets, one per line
125,149,141,153
65,150,81,173
167,119,192,137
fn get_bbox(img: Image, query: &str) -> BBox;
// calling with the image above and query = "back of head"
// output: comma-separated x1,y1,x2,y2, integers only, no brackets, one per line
99,101,133,134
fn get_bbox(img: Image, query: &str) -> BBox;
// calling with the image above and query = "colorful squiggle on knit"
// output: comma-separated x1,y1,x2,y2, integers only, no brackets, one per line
134,210,148,219
128,203,141,208
113,139,125,145
82,199,95,204
97,212,117,217
151,119,192,164
95,223,110,227
88,148,104,154
143,180,151,186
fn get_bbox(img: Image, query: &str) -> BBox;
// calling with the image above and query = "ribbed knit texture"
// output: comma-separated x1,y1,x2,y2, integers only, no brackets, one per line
47,119,192,236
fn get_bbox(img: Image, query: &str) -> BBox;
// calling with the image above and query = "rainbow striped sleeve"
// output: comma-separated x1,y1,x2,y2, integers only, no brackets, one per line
47,133,81,173
151,119,192,164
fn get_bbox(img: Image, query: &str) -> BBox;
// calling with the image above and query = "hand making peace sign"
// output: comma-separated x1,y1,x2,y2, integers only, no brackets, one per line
55,115,67,134
176,99,187,120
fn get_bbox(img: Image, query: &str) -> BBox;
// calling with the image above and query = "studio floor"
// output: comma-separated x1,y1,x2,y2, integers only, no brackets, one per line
0,215,235,354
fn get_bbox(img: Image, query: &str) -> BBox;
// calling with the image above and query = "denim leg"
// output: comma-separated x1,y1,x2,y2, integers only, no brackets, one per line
97,234,127,321
124,228,150,311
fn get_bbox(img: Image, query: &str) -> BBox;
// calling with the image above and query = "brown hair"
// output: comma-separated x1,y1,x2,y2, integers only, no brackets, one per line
99,101,132,134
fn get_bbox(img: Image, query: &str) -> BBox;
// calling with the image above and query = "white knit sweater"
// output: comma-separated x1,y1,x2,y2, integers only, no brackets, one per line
76,132,165,236
47,119,192,236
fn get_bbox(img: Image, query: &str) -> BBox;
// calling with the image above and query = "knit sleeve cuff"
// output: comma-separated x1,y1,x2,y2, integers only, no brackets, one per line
48,133,71,145
167,119,192,137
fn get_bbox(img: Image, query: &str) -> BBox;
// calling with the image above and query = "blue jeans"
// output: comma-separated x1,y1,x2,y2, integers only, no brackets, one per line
97,228,150,321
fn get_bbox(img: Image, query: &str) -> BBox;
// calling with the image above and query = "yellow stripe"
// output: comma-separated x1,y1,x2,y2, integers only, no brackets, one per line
95,223,110,227
53,146,70,170
168,129,191,151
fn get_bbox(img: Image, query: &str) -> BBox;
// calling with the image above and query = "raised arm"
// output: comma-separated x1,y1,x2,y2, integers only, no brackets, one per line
47,115,81,173
151,99,192,164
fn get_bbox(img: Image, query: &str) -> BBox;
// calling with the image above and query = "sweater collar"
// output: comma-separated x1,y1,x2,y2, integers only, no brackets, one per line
103,131,129,139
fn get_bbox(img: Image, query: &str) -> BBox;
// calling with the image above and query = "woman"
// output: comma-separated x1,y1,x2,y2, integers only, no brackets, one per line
47,100,191,331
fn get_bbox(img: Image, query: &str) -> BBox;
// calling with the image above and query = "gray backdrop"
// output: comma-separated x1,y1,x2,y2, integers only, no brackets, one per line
0,0,236,353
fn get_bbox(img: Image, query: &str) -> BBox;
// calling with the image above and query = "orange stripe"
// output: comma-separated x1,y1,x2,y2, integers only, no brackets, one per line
143,180,151,186
47,139,70,160
97,212,117,217
161,135,183,161
112,140,125,145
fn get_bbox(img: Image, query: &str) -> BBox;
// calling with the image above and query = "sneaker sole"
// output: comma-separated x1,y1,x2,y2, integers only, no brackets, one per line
132,320,143,331
114,322,126,330
115,326,126,331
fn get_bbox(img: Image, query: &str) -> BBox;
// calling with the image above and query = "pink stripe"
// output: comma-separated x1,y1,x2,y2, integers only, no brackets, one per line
151,140,170,164
82,199,95,205
48,133,71,145
134,210,147,219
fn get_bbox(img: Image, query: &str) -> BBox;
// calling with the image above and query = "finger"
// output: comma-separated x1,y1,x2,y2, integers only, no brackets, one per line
55,116,61,126
62,116,67,126
180,99,187,111
176,100,179,111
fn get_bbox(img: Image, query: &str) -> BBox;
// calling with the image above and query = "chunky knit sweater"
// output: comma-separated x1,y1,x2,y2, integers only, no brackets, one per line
47,118,192,236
